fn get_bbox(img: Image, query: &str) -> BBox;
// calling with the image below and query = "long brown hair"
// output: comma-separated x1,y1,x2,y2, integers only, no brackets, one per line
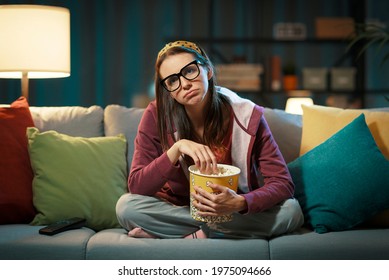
155,43,230,156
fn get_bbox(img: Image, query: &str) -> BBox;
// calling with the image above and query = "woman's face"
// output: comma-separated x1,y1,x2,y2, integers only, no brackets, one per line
159,52,212,107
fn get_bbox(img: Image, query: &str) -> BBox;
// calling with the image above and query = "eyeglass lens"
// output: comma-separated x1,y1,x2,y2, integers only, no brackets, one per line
162,61,200,92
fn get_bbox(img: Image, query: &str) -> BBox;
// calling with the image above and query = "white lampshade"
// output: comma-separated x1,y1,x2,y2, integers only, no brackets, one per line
285,97,314,115
0,5,70,98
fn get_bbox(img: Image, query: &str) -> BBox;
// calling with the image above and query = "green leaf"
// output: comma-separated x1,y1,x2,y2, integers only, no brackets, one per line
346,22,389,66
380,52,389,67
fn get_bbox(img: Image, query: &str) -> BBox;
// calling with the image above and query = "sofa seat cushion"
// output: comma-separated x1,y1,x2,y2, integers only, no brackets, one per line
0,224,95,260
269,228,389,260
86,229,270,260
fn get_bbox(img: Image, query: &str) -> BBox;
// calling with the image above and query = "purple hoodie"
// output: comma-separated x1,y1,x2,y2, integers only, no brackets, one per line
128,87,294,214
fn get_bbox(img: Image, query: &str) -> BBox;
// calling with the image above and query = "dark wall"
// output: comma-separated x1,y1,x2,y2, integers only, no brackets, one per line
0,0,388,108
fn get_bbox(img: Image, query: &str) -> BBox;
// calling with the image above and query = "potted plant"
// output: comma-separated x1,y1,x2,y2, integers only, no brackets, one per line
347,22,389,102
347,22,389,66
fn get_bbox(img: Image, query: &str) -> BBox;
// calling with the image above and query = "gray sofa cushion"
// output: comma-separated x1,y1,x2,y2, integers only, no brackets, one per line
30,105,104,137
104,105,145,168
86,228,270,260
0,225,95,260
269,228,389,260
263,108,302,163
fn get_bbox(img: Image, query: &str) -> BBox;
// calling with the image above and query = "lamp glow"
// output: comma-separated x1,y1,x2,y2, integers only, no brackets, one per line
285,97,314,115
0,5,70,99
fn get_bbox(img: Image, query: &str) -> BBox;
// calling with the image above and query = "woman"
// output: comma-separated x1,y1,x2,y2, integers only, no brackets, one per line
116,40,303,239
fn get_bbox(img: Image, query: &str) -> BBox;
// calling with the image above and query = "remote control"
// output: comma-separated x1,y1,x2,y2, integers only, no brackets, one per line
39,217,86,236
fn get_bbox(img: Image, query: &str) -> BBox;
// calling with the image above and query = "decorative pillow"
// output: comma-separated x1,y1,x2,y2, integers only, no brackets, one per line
104,105,145,168
28,128,127,231
0,97,36,224
289,114,389,233
30,105,104,137
300,104,389,159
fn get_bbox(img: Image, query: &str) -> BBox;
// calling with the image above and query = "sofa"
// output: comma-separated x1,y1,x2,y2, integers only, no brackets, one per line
1,96,389,260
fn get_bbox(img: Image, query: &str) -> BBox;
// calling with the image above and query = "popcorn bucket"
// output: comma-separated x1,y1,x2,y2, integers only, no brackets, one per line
188,164,240,223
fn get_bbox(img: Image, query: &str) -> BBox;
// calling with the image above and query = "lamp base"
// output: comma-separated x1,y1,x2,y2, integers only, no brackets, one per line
21,72,29,100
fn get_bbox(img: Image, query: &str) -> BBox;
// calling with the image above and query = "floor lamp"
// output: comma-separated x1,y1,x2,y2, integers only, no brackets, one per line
0,5,70,100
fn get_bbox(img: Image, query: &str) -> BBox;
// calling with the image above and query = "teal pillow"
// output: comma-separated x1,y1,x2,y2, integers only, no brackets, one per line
27,127,128,231
288,114,389,233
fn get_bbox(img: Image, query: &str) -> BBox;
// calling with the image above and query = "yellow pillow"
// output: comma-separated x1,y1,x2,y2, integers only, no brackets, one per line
300,105,389,160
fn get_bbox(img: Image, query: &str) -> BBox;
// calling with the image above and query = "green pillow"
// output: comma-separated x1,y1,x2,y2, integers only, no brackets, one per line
288,114,389,233
27,127,128,231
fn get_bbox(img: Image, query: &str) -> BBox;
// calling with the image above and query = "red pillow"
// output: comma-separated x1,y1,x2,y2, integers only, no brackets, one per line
0,97,36,224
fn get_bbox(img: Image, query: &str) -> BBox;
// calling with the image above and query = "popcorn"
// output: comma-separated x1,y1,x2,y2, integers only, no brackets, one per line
191,166,236,177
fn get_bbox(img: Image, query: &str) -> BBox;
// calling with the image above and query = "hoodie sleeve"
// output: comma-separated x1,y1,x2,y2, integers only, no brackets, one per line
127,102,186,196
241,114,295,214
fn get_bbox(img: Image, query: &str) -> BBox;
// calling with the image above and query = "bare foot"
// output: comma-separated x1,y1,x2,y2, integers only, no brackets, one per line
128,227,157,238
184,229,207,239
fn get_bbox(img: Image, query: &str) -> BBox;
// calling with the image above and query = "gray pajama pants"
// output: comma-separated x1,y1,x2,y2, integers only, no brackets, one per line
116,193,304,239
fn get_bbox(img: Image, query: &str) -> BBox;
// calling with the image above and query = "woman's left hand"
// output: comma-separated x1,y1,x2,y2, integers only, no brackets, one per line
191,184,248,216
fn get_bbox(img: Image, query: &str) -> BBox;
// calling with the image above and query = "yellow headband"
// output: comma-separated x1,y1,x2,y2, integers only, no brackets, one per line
157,41,201,59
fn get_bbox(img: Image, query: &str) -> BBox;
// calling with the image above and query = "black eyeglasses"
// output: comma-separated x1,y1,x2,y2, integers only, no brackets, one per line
160,60,201,92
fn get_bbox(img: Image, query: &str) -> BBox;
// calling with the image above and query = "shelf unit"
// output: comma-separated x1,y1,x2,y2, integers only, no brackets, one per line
165,0,389,109
167,36,365,108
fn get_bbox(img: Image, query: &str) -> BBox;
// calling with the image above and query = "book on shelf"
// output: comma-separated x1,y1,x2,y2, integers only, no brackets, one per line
264,55,282,92
215,63,263,91
216,78,261,91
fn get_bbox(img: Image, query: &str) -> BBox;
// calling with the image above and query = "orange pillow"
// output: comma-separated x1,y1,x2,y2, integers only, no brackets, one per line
0,97,36,224
300,105,389,160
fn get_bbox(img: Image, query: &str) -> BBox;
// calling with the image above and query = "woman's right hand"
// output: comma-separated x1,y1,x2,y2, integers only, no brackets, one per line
167,139,218,174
